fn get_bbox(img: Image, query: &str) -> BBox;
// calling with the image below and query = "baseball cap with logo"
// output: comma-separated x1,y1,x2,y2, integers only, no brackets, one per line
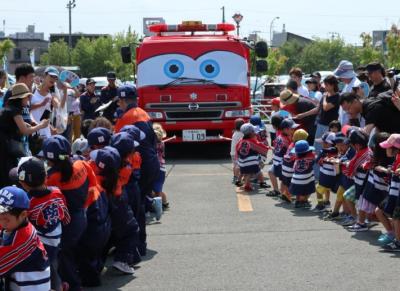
95,146,121,171
106,71,116,80
87,128,112,147
42,135,71,161
9,83,33,100
0,186,30,214
379,134,400,149
118,85,137,99
315,132,336,145
280,119,300,129
17,157,46,186
86,78,96,85
120,125,146,143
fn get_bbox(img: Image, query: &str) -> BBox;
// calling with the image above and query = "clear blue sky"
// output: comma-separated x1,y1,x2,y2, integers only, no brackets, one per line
1,0,399,45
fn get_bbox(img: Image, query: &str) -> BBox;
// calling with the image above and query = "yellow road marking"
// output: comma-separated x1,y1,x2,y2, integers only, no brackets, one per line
236,187,253,212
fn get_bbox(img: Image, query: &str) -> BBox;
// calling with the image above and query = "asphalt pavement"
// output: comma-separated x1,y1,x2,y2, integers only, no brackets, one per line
90,143,399,291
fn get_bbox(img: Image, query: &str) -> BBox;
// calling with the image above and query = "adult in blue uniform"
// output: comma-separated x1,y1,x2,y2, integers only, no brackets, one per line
100,71,119,123
80,78,101,120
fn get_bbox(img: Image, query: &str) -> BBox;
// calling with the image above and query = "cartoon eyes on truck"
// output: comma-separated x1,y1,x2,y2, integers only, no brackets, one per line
137,51,248,88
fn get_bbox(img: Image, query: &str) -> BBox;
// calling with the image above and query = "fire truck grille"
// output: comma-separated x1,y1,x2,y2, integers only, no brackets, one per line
166,111,223,120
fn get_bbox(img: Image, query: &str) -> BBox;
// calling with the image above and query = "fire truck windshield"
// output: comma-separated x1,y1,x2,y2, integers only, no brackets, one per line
158,77,228,90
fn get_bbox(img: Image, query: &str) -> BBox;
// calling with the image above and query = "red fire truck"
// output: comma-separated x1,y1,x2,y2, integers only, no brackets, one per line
123,21,267,143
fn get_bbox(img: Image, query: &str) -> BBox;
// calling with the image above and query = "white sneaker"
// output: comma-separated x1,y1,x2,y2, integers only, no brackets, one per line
113,261,135,275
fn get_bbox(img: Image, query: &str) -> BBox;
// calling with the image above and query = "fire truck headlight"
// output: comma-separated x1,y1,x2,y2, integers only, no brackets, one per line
225,110,251,118
148,112,163,119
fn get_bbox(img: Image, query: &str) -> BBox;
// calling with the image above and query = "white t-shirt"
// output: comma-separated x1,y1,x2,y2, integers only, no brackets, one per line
230,131,244,157
298,85,309,98
30,90,52,138
339,77,361,125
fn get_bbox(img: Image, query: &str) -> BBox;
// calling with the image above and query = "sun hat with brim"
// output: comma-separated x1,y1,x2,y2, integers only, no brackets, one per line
0,186,30,214
280,89,299,106
379,134,400,149
9,83,33,100
333,60,356,79
291,140,314,154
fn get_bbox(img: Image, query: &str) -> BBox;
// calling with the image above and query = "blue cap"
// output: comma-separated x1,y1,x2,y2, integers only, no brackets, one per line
281,118,300,129
291,140,315,154
334,132,349,144
118,85,137,99
0,186,30,213
111,132,137,158
120,125,146,142
45,66,60,78
95,146,121,171
87,128,112,147
249,115,264,128
42,135,71,161
240,123,256,135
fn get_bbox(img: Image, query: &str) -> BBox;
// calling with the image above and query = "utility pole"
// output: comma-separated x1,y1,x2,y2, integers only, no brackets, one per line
221,6,225,23
66,0,76,65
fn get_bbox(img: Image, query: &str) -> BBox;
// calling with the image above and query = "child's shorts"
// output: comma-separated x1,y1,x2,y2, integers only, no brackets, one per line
153,170,166,193
343,185,356,203
357,195,377,214
268,164,282,180
281,176,292,187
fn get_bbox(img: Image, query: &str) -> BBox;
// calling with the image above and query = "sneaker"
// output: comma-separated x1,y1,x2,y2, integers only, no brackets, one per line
266,190,280,197
162,202,170,211
378,233,395,245
312,203,326,213
152,197,163,221
347,223,368,232
323,200,331,210
382,240,400,252
280,194,291,203
113,261,135,274
365,219,379,228
294,201,303,208
340,216,356,226
235,180,243,187
259,182,271,189
323,211,340,221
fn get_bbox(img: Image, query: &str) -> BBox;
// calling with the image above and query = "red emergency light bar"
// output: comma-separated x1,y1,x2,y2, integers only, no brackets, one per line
149,22,235,33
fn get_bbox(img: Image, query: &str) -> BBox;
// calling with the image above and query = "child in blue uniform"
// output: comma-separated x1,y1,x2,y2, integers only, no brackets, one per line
324,132,356,221
0,186,50,291
44,135,98,291
341,129,371,227
236,123,270,191
348,132,391,232
289,140,316,209
17,157,70,291
313,132,338,212
266,117,293,197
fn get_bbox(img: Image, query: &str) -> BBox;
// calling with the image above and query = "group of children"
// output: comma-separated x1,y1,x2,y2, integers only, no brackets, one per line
232,113,400,253
0,117,170,290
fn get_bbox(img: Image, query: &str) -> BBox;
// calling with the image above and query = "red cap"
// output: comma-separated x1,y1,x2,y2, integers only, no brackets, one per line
271,97,280,106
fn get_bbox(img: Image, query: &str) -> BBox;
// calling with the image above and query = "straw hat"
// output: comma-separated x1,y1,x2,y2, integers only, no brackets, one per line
9,83,32,100
279,89,299,106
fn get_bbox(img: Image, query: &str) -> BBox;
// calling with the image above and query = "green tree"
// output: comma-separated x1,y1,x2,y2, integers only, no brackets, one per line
71,37,94,76
0,39,15,67
279,40,306,72
386,25,400,68
357,32,383,65
266,48,288,75
40,39,69,66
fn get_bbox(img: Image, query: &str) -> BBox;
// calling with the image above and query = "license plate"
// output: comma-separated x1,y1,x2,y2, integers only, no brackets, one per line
182,129,206,142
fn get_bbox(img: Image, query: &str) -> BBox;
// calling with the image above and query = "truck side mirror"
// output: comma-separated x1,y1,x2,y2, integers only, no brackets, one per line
121,46,132,64
255,41,268,58
256,60,268,73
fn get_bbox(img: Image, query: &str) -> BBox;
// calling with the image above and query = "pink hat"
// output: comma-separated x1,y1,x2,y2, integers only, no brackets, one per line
379,134,400,149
